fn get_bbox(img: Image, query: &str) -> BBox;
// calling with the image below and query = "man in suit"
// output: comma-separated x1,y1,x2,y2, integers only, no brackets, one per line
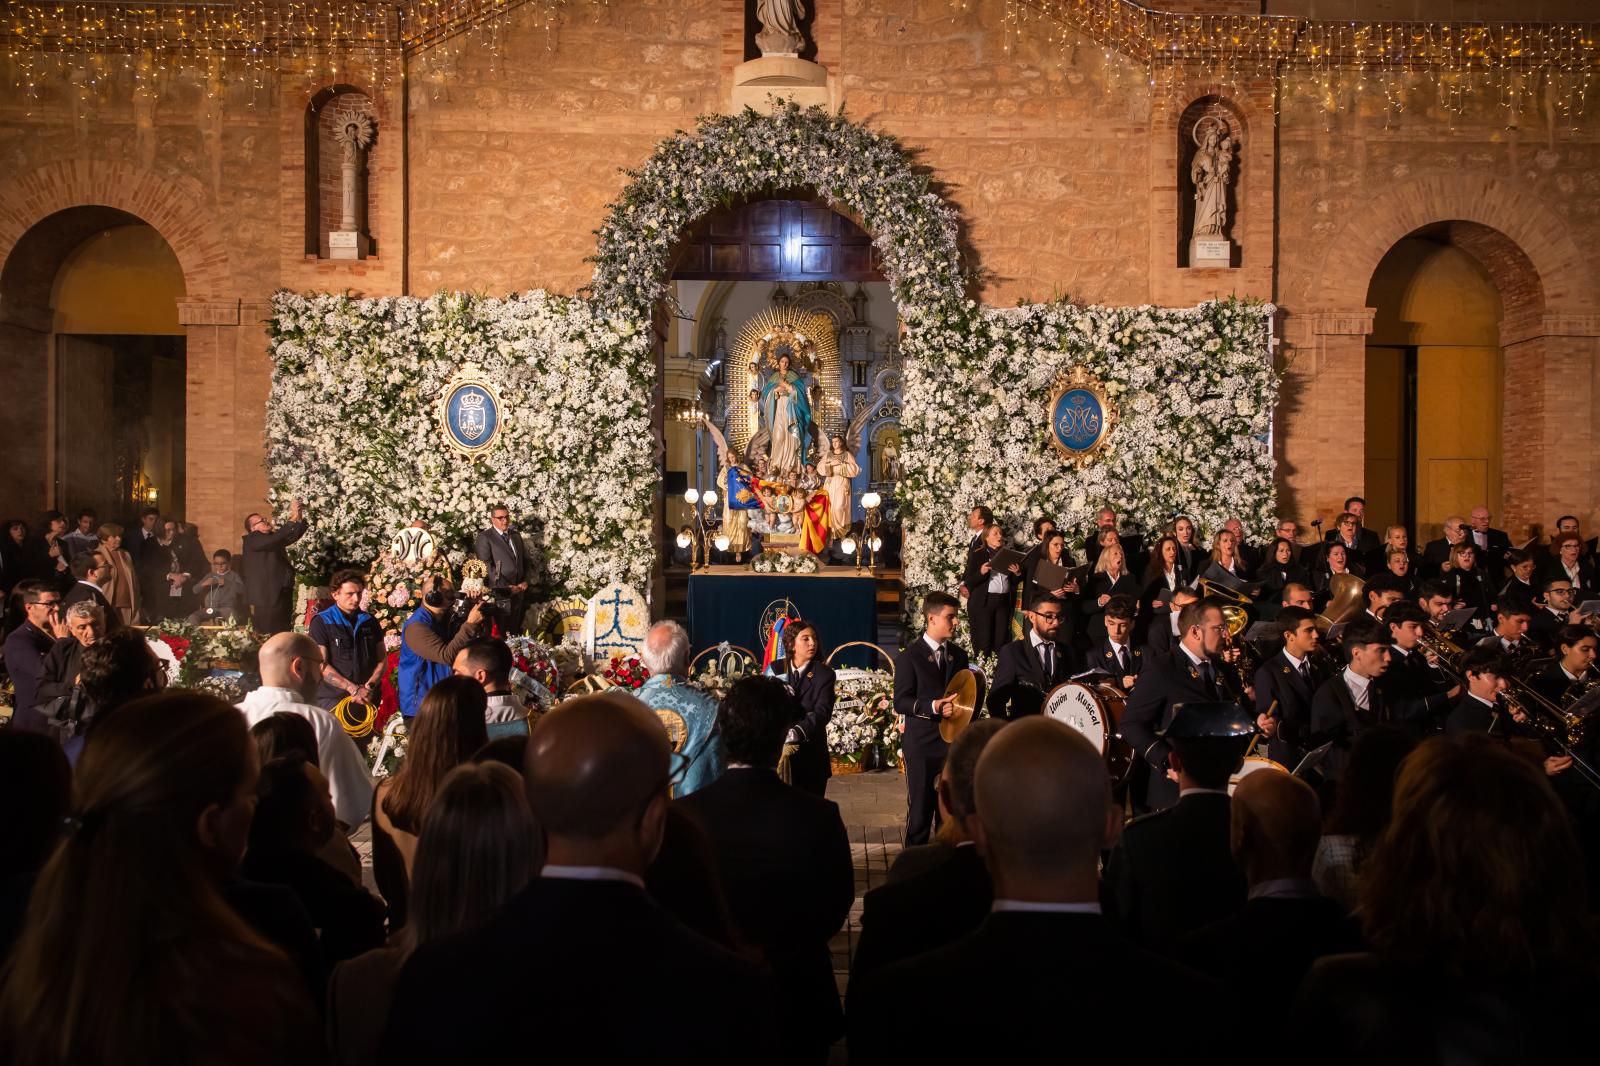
1309,616,1392,783
128,506,161,567
1252,605,1324,768
1086,593,1143,690
61,551,120,632
59,508,99,563
1176,771,1360,1035
677,677,852,1066
988,593,1074,719
1145,586,1198,657
473,503,530,630
2,581,66,734
1421,515,1469,578
1281,581,1315,612
1085,505,1145,572
1530,576,1579,647
380,694,777,1063
848,717,1222,1063
242,499,308,635
1478,602,1535,662
893,591,969,844
1443,648,1576,781
1467,506,1514,583
1121,598,1242,811
850,719,1003,985
1543,532,1598,603
1378,601,1459,734
1104,701,1251,954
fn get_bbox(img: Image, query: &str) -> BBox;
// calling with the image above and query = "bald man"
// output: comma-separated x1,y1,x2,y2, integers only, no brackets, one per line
1177,773,1359,1034
237,632,373,831
380,694,776,1064
848,718,1219,1063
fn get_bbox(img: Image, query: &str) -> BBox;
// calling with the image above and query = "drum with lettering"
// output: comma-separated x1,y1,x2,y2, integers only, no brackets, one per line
1090,681,1136,785
1043,682,1110,756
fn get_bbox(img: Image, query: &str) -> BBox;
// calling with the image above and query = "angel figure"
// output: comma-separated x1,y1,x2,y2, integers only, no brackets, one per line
702,416,757,559
816,406,872,540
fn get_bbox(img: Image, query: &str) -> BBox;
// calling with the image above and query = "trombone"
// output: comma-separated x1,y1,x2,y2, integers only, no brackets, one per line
1500,682,1600,793
1195,577,1256,694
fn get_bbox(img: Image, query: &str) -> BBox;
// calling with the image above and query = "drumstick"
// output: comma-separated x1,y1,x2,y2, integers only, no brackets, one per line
1244,699,1277,758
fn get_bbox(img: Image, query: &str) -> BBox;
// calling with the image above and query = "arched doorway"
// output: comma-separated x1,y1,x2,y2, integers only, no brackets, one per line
1363,221,1523,538
0,207,187,524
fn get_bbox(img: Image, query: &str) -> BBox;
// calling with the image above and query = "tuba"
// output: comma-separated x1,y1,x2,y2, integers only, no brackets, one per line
1315,574,1366,635
1196,578,1255,694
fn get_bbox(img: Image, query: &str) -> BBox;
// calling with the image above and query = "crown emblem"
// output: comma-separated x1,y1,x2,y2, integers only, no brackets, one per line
460,389,486,409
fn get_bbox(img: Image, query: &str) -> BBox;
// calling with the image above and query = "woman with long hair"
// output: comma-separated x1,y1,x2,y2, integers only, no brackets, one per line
370,675,490,931
1294,737,1599,1061
961,523,1020,654
1142,534,1185,613
1254,536,1309,611
0,691,320,1066
1082,543,1138,647
329,760,540,1066
1443,542,1492,619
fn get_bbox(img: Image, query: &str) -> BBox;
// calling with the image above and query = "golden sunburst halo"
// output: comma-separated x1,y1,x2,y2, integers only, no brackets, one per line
728,305,842,454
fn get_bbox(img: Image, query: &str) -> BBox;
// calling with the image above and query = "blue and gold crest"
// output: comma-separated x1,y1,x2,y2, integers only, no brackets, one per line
1049,366,1117,468
437,365,504,460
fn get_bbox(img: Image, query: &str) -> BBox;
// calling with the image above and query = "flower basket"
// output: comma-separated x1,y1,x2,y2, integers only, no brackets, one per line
831,757,866,776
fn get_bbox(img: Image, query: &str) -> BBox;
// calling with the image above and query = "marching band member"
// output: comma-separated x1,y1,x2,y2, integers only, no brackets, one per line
1442,649,1571,781
962,523,1020,655
987,593,1075,720
1086,594,1143,691
1281,582,1315,613
1122,597,1244,812
1528,625,1598,707
1417,579,1455,628
1477,602,1535,661
1376,601,1459,734
1530,576,1581,647
1361,575,1405,622
893,592,970,845
1252,605,1325,768
1308,617,1393,786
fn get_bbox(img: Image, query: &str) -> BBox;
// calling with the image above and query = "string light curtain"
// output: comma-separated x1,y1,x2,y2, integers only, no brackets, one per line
3,0,1598,123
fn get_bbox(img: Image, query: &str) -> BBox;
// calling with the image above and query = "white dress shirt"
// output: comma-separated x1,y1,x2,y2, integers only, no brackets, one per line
1342,667,1372,711
237,686,374,831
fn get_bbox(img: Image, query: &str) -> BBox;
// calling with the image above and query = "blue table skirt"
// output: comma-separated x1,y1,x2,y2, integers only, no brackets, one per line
687,572,881,670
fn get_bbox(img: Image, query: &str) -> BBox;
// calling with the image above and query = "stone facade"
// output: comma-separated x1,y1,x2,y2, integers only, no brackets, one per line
3,0,1600,550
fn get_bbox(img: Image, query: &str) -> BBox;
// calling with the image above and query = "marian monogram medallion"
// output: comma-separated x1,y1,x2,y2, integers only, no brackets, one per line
437,365,504,460
1048,365,1118,468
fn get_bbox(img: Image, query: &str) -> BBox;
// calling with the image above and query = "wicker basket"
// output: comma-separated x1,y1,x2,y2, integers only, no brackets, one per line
831,757,866,776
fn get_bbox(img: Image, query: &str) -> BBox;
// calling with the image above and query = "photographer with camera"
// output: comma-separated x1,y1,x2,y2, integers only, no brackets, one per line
398,575,490,720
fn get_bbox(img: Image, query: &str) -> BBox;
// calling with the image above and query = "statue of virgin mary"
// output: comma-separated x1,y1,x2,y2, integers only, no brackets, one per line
758,352,813,478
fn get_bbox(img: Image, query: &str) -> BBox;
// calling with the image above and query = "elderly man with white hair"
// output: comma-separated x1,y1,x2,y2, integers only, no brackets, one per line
237,631,374,833
634,620,724,796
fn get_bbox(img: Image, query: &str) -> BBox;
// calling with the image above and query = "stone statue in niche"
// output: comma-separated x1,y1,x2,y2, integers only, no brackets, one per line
756,0,806,58
1188,115,1236,268
330,110,376,260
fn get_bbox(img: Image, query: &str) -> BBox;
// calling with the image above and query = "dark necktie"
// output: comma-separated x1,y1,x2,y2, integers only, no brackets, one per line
1299,660,1311,686
503,530,516,557
1040,643,1054,679
1115,646,1129,675
1199,659,1215,693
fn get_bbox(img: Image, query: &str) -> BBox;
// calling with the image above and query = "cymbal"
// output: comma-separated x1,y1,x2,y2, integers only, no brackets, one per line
938,668,979,744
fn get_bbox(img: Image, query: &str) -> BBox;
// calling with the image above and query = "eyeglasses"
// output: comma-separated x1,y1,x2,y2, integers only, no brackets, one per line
1034,612,1062,621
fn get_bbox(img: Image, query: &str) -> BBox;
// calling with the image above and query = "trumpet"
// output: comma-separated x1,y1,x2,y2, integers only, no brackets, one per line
1416,622,1468,683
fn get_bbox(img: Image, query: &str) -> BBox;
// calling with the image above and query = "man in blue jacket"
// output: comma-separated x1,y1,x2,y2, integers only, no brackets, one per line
309,569,387,711
399,577,488,719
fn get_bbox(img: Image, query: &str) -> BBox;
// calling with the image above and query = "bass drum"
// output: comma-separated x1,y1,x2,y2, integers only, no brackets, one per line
1043,682,1110,757
1090,682,1136,786
1229,754,1288,795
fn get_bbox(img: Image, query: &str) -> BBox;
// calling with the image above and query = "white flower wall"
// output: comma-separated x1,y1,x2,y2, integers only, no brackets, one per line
265,290,655,598
263,104,1277,615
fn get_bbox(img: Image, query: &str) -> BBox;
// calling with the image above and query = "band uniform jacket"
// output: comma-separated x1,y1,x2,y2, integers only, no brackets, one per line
1539,558,1599,603
1102,791,1245,953
1309,673,1388,781
242,520,309,608
1121,648,1232,811
1253,651,1323,766
769,656,836,792
987,635,1075,719
1377,647,1456,734
893,638,970,759
1087,636,1144,685
1528,606,1571,650
473,526,527,587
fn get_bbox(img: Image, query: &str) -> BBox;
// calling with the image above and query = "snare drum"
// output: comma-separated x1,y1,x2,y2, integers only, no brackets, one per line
1043,682,1110,755
1228,754,1288,795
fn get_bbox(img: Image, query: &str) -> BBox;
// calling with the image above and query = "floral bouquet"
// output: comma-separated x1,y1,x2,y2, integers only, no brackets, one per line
826,706,880,770
751,550,821,575
835,668,899,768
141,620,264,688
192,673,248,705
367,714,409,779
689,642,760,703
506,635,561,694
601,653,649,690
365,549,454,636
